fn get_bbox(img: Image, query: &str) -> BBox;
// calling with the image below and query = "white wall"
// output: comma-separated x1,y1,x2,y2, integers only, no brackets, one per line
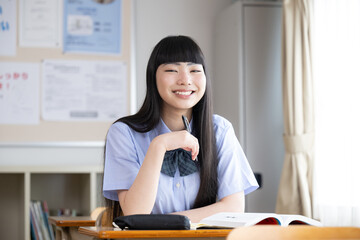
134,0,233,109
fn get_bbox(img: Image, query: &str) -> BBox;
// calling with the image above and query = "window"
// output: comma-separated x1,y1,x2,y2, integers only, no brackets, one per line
313,0,360,226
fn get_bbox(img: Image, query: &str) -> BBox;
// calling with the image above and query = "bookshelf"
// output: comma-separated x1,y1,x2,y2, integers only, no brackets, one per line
0,173,25,240
0,143,104,240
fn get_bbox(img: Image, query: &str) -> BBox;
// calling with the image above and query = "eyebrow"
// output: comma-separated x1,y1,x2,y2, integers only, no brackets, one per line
163,62,200,66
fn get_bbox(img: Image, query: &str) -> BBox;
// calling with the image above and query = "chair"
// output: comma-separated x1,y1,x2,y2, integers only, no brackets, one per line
91,207,114,227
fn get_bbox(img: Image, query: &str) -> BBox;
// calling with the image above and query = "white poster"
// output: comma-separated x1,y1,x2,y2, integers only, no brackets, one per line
19,0,61,47
42,60,127,121
0,0,16,56
0,62,40,124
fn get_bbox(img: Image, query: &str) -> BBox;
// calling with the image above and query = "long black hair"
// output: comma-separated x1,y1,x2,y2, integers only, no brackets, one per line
103,35,218,222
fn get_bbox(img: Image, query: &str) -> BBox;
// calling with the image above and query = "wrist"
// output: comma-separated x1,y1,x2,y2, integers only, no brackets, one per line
150,135,167,156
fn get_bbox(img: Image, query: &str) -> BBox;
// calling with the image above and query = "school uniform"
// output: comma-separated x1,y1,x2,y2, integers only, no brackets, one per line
103,114,258,214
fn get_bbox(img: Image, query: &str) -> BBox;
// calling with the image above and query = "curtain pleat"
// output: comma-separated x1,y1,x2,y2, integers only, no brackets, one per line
276,0,314,218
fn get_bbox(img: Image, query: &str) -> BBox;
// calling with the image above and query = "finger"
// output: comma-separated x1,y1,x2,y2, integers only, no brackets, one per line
191,141,196,160
183,147,192,152
183,145,196,159
195,140,200,160
192,138,199,160
183,139,197,160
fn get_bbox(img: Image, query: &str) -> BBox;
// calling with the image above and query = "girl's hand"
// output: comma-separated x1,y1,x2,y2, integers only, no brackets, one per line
117,131,199,215
153,130,199,160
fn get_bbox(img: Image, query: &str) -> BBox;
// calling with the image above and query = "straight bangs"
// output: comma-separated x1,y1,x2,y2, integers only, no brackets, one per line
155,36,205,69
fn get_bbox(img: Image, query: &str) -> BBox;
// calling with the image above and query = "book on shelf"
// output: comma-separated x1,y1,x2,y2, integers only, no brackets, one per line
30,205,41,240
192,212,322,229
30,200,55,240
42,201,55,240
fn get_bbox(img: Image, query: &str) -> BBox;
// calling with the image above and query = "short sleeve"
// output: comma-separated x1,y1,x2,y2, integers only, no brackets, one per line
103,122,140,201
215,116,259,200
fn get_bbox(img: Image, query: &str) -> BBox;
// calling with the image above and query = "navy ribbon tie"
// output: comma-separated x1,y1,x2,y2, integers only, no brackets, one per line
161,149,199,177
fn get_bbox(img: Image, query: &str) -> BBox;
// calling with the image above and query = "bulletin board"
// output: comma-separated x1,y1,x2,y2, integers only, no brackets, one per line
0,0,132,143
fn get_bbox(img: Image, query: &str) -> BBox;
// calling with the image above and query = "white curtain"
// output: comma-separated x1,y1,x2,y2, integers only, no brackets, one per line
313,0,360,227
276,0,314,218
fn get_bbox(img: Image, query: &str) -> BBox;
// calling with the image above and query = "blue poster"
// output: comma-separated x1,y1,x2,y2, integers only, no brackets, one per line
63,0,122,54
0,0,16,56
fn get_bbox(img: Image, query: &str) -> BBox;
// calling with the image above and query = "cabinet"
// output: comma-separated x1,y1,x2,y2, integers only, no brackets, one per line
0,143,104,240
214,1,284,212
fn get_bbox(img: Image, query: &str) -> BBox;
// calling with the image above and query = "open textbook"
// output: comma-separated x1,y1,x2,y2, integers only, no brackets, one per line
192,212,322,229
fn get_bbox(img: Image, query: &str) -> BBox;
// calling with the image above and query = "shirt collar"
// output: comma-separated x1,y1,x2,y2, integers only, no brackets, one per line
154,117,194,135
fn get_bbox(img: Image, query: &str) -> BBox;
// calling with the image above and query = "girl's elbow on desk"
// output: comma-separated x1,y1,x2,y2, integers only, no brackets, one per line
117,190,154,216
218,191,245,212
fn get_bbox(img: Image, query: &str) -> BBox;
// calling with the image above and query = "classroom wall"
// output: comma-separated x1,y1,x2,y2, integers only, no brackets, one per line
0,0,234,158
0,0,133,143
213,1,284,213
134,0,233,108
0,0,133,167
1,0,284,214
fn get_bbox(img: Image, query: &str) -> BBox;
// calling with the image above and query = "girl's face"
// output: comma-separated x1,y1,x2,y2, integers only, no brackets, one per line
156,62,206,115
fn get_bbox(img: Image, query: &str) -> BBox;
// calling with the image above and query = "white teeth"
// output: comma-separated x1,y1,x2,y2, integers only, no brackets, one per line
175,91,192,96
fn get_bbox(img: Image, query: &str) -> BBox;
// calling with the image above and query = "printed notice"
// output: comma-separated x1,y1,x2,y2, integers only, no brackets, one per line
42,60,127,121
63,0,122,54
0,63,40,124
0,0,16,56
19,0,61,47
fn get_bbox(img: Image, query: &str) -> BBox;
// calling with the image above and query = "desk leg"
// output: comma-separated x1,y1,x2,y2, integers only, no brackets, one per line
54,226,71,240
53,226,93,240
68,227,94,240
54,227,62,240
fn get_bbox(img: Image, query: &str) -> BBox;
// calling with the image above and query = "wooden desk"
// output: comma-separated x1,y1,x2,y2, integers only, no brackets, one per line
79,226,232,239
227,226,360,240
48,216,95,240
78,226,360,240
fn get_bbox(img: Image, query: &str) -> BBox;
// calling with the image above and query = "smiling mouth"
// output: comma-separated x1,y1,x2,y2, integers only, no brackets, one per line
174,91,194,96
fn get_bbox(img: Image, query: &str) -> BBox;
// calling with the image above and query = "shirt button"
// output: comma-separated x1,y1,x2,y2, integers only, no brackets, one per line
176,183,180,188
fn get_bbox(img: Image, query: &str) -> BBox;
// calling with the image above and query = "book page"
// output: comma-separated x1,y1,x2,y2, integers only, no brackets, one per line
278,214,322,226
198,212,281,228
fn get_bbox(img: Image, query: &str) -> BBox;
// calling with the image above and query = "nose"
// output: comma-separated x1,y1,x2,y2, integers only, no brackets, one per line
177,70,191,85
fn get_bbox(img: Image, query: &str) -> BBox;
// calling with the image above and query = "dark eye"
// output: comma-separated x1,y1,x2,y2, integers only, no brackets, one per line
191,70,202,73
165,69,177,73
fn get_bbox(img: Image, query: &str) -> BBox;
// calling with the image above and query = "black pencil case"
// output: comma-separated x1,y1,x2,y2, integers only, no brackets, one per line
113,214,191,230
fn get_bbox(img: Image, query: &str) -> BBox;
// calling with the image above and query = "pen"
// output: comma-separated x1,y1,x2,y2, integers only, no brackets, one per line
182,115,198,162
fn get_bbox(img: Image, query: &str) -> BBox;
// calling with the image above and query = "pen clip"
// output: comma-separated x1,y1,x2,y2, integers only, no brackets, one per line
182,115,198,162
182,115,191,132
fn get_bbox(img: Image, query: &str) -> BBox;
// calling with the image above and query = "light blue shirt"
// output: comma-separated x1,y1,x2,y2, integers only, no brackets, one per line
103,114,258,214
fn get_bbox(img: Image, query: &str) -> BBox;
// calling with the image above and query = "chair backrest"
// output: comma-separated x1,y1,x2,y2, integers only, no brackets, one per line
91,207,113,227
226,226,360,240
91,207,106,221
